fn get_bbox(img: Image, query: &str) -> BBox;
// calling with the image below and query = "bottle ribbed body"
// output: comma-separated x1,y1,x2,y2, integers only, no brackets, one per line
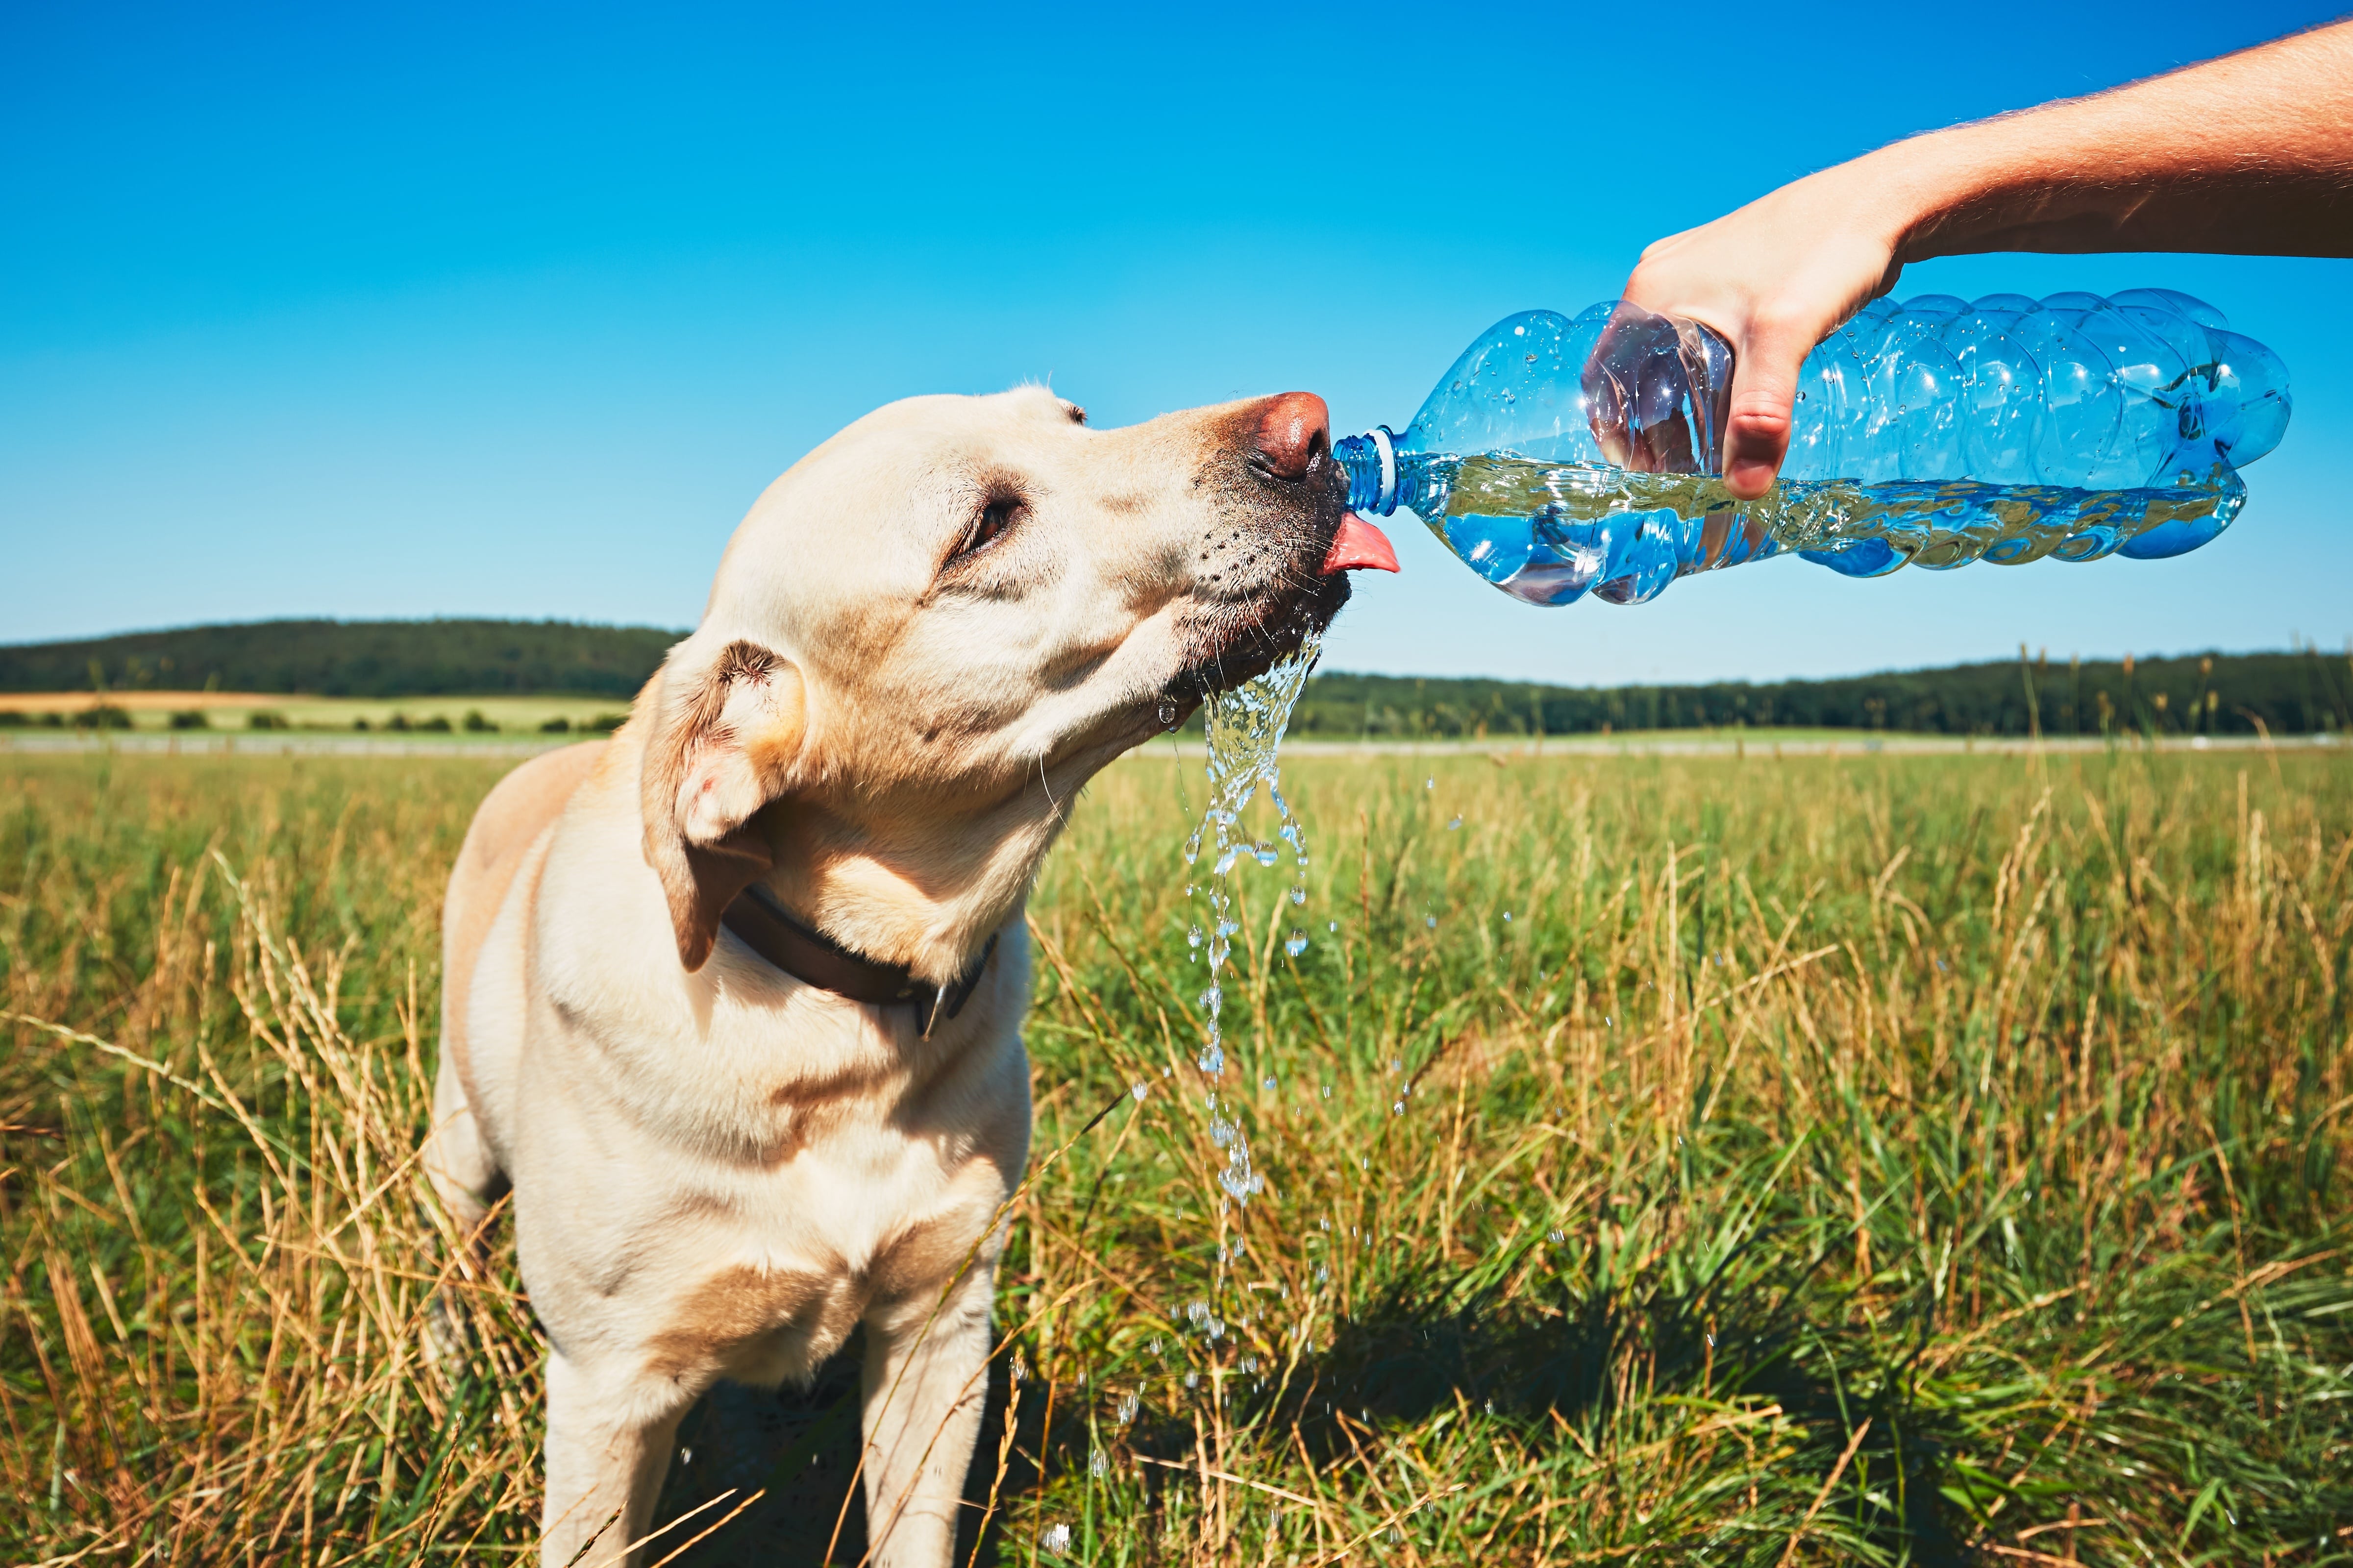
1335,290,2289,608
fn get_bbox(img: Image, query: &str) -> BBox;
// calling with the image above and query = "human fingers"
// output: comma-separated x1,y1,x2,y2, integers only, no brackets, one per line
1711,240,1908,496
1718,311,1813,499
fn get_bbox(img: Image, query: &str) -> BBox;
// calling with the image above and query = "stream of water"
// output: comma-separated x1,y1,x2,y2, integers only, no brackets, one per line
1177,629,1321,1348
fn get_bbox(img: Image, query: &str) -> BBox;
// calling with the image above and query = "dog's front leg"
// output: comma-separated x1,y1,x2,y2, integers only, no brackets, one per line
859,1262,998,1568
540,1349,687,1568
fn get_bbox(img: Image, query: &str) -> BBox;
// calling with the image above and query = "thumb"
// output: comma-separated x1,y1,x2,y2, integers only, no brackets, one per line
1720,316,1812,502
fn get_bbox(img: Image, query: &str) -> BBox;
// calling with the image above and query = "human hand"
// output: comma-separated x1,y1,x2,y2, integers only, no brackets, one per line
1620,159,1918,499
1613,21,2353,500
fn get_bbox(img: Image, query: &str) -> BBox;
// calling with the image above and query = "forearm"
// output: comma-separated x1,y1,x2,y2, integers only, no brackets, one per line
1619,19,2353,497
1870,20,2353,260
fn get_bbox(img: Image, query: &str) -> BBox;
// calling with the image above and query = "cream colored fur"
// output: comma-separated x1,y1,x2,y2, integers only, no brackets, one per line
421,386,1345,1567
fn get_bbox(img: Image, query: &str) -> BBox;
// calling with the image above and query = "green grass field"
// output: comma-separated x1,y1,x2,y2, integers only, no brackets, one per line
3,744,2349,1565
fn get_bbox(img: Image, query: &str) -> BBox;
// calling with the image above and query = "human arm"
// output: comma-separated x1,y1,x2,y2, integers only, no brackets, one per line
1623,20,2353,498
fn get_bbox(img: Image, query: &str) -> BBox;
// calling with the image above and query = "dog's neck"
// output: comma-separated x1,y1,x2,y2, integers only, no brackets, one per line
752,788,1069,986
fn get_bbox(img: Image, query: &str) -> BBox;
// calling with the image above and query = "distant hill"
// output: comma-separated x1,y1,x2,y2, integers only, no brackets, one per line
3,619,2347,737
1288,649,2353,740
0,618,684,700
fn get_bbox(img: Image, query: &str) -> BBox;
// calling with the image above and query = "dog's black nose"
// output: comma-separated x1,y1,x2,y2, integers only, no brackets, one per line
1251,391,1330,481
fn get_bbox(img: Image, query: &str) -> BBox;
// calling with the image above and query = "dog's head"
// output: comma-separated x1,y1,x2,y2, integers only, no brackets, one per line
634,386,1392,978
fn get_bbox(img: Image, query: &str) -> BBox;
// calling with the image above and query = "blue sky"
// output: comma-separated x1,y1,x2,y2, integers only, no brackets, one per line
4,0,2347,684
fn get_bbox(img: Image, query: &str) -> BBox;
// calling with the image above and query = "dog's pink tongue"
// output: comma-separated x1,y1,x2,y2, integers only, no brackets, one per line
1321,513,1400,575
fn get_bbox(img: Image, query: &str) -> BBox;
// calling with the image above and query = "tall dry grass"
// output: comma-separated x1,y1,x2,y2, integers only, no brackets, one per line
0,757,548,1566
3,743,2350,1566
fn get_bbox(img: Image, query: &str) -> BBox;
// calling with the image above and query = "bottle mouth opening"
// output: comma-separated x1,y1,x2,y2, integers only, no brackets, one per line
1336,426,1400,515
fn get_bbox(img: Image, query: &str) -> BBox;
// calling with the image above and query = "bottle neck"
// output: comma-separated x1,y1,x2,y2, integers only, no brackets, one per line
1334,427,1401,515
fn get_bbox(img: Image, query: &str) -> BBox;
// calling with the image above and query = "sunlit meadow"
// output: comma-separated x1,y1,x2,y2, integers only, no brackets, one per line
3,739,2349,1565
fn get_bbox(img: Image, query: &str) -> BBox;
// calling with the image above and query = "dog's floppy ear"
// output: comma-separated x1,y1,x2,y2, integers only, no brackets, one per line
640,638,809,971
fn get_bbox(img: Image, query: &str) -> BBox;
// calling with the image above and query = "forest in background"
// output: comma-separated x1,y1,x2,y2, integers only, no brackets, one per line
4,618,2348,736
0,619,678,701
1291,648,2353,739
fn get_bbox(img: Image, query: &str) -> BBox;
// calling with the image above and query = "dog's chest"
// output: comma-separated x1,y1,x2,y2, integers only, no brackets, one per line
529,943,1030,1383
643,1112,1009,1385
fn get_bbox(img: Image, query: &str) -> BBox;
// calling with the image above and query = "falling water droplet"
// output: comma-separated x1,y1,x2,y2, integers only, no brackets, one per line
1288,885,1306,906
1447,815,1463,830
1285,931,1308,957
1131,1081,1148,1102
1157,700,1178,728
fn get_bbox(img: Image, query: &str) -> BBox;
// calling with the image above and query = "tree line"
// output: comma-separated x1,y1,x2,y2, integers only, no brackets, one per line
1287,648,2353,739
5,619,2346,736
0,618,682,699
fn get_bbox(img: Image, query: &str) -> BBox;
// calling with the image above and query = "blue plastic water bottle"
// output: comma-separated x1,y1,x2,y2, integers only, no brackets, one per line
1335,291,2290,608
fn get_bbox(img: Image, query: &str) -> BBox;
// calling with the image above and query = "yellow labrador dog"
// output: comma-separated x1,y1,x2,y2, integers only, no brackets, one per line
422,385,1396,1566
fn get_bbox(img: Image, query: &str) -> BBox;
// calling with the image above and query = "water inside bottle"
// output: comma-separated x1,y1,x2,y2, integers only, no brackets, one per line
1404,450,2247,607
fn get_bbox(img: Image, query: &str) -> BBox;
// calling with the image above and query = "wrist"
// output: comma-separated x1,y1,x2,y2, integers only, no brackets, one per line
1846,129,1999,263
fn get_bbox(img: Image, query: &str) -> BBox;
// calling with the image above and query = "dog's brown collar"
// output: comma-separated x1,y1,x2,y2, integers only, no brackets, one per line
719,882,996,1038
